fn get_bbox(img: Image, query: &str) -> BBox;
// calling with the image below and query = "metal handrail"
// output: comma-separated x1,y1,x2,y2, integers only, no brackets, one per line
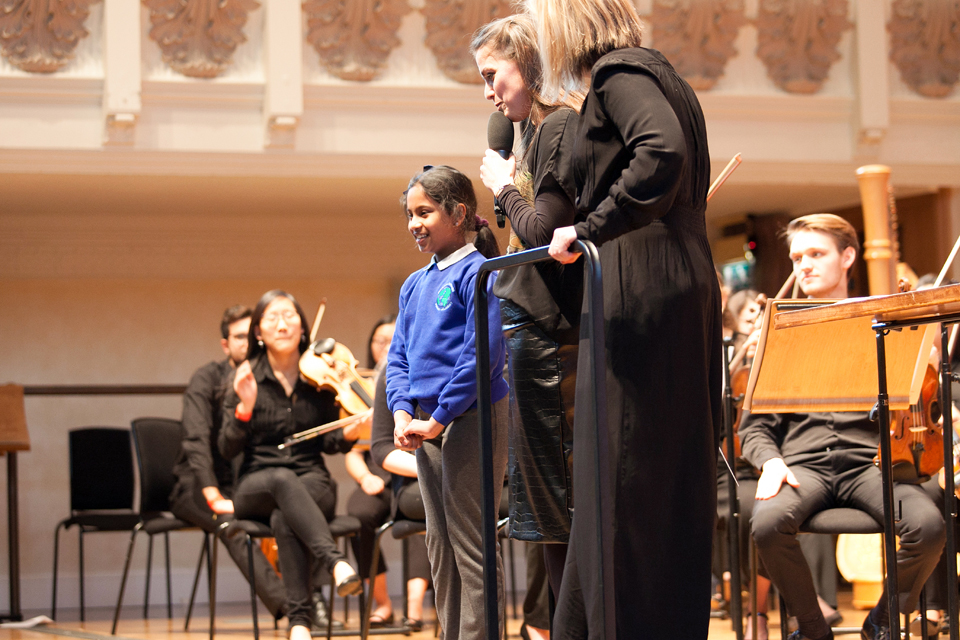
474,240,616,640
22,385,187,396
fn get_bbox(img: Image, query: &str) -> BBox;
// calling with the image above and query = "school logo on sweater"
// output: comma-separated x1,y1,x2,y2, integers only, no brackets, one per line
435,283,454,310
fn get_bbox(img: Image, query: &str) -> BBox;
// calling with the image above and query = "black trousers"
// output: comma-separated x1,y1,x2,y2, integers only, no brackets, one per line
752,449,944,624
233,467,344,629
169,475,287,618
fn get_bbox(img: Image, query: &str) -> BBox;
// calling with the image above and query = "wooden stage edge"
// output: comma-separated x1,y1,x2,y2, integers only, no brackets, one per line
0,592,878,640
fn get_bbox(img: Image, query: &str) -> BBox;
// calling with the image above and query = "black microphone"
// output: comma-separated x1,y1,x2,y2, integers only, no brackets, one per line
487,111,514,228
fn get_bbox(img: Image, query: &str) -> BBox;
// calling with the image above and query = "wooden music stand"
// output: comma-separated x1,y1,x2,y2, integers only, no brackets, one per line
0,385,31,622
744,284,960,640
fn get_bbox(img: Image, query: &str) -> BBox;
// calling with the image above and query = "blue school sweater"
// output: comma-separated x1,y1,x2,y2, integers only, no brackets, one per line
386,244,508,427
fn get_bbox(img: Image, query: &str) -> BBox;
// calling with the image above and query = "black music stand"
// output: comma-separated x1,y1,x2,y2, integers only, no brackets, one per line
768,284,960,640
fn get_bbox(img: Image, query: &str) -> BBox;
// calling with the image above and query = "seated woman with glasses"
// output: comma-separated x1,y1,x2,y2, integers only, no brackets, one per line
220,289,363,640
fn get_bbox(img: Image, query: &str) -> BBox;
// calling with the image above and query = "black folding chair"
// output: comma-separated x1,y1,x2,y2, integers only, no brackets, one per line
111,418,208,634
52,427,140,621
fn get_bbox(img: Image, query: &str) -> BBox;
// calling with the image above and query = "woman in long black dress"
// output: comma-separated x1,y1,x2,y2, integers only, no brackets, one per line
525,0,723,638
471,15,582,606
221,290,363,640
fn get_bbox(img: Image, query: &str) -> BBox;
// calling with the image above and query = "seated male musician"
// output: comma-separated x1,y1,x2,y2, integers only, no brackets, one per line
740,214,946,640
168,305,337,628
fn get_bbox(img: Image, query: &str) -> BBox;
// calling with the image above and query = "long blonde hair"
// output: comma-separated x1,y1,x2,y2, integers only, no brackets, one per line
524,0,644,100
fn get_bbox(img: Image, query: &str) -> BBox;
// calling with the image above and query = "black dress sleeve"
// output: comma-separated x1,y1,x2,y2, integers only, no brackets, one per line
574,68,687,246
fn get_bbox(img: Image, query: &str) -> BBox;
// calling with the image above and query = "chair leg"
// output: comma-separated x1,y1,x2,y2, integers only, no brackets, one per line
402,537,410,622
247,535,259,640
362,522,393,640
185,534,208,630
144,534,155,619
327,571,335,640
507,538,518,620
51,523,63,620
750,538,759,640
112,523,144,635
165,532,172,619
79,529,86,623
211,530,220,640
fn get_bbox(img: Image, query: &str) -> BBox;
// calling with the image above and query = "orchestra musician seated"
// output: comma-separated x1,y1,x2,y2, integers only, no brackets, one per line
220,290,363,640
739,214,945,640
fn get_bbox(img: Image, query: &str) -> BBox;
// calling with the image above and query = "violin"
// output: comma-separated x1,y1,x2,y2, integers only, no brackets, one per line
300,337,375,416
874,279,944,481
882,364,943,481
294,337,375,449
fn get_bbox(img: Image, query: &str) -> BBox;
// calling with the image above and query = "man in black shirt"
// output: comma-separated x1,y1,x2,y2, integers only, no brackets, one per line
740,214,945,640
169,305,336,627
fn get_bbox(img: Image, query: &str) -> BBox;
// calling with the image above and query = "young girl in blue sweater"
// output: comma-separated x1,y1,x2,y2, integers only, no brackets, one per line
386,165,509,640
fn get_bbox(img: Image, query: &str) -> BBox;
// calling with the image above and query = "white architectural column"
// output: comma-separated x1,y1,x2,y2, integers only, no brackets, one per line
853,0,890,151
102,0,142,146
263,0,304,149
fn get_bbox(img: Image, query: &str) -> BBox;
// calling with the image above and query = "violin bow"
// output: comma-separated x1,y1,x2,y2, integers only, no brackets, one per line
309,298,327,343
706,153,742,202
934,233,960,288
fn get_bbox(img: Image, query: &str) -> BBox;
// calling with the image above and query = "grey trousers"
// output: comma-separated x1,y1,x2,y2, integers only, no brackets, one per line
416,399,509,640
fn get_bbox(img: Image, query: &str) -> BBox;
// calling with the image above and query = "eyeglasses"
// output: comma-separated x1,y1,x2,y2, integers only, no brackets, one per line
371,337,392,347
261,311,300,327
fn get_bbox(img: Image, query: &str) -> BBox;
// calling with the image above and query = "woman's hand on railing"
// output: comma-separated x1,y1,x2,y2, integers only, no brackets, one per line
548,226,581,264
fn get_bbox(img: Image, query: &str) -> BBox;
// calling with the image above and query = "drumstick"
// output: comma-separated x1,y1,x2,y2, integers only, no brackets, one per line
707,153,742,202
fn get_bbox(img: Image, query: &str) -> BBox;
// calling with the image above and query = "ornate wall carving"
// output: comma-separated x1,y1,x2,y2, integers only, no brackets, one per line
304,0,411,81
0,0,100,73
143,0,259,79
890,0,960,98
651,0,746,90
422,0,511,84
756,0,851,93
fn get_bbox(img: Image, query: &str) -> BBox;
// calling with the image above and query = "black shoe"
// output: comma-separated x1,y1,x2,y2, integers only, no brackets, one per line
787,629,834,640
402,617,424,632
311,592,344,630
335,571,362,597
861,608,890,640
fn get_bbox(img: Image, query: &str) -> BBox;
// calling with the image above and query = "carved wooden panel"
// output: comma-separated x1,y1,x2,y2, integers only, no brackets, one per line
651,0,746,90
422,0,512,84
304,0,411,81
756,0,851,93
143,0,260,79
0,0,100,73
890,0,960,98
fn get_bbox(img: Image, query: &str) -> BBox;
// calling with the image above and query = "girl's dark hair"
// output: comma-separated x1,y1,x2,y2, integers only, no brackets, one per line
246,289,311,360
366,313,397,368
401,165,501,259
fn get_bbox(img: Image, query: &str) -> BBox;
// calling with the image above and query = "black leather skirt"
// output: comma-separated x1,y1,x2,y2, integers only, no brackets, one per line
501,298,577,543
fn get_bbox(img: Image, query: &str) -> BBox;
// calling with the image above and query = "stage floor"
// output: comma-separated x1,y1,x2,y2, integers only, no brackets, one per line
0,590,871,640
